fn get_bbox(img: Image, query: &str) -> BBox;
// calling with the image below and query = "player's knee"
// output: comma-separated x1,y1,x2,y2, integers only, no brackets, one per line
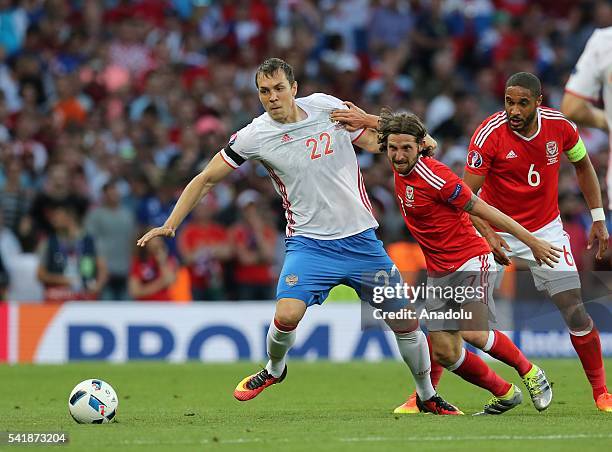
274,311,301,328
432,347,460,368
275,298,306,327
552,289,590,330
565,308,591,331
429,331,460,366
385,318,419,334
461,330,488,349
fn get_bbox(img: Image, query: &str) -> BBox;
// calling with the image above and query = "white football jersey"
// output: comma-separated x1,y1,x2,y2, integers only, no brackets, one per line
565,27,612,207
220,93,378,239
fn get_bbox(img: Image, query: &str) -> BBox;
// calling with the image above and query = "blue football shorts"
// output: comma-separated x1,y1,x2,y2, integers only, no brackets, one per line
276,228,407,310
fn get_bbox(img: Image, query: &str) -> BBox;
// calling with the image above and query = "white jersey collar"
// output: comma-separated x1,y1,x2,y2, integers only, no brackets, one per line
511,108,541,141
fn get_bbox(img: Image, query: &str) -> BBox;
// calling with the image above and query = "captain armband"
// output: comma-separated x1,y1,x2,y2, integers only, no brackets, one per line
565,138,587,163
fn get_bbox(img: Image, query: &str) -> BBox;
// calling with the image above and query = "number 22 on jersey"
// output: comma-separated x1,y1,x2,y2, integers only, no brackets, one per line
307,132,334,160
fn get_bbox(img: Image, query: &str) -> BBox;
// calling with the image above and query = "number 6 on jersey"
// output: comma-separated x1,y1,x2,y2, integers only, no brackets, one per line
527,164,540,187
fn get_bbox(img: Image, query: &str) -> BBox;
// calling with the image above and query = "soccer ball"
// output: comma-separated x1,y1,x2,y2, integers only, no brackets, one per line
68,379,118,424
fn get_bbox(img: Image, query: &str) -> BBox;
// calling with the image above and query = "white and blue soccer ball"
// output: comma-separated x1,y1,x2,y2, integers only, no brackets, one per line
68,379,118,424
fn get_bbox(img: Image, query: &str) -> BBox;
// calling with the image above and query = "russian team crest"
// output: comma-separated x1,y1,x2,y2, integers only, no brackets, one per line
285,274,299,287
467,150,483,169
546,141,558,164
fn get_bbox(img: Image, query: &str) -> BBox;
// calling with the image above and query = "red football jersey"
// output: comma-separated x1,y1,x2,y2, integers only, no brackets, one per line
465,107,580,232
394,157,490,274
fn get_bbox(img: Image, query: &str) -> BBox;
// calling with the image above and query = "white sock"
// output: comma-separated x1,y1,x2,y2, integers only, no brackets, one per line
265,321,296,377
446,348,466,371
482,330,495,352
394,329,436,400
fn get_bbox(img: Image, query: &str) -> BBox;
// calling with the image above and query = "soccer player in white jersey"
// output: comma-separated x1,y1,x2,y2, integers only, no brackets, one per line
137,58,461,414
562,26,612,213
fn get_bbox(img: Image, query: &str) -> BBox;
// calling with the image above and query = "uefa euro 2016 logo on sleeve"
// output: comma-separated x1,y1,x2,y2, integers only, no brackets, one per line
467,150,483,168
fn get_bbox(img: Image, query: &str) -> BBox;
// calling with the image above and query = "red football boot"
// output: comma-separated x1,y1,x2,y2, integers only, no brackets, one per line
417,393,464,415
234,366,287,401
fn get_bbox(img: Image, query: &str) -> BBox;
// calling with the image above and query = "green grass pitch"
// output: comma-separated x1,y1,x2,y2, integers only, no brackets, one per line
1,359,611,451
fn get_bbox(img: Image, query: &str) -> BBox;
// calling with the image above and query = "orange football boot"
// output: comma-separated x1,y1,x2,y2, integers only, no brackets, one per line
596,392,612,412
393,392,420,414
234,367,287,401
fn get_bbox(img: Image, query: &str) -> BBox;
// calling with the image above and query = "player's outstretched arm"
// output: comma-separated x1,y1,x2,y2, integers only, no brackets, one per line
571,154,609,259
561,92,609,132
464,194,562,268
330,101,379,131
137,152,235,247
330,102,380,153
463,172,511,265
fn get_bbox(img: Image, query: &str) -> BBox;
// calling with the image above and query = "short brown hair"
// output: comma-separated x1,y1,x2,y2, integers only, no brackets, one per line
378,109,432,156
255,58,295,88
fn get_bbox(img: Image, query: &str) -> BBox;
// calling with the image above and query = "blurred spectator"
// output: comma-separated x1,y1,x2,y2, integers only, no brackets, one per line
0,209,20,268
128,235,177,301
102,118,135,158
137,179,177,228
387,235,427,287
0,157,31,236
320,34,361,76
369,0,413,53
411,0,448,73
7,113,47,177
0,252,6,300
37,203,107,302
230,190,277,300
0,90,10,140
52,74,89,129
178,197,232,301
129,70,171,124
29,164,89,236
5,231,43,302
109,17,153,79
0,0,28,56
0,250,7,300
0,211,21,301
85,180,136,300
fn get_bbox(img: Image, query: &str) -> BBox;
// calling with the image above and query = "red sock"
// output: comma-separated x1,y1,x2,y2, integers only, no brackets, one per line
487,330,532,377
570,327,608,400
451,350,511,397
427,335,444,388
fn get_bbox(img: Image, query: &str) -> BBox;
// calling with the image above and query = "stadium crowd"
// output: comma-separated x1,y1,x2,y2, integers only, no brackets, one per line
0,0,610,302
